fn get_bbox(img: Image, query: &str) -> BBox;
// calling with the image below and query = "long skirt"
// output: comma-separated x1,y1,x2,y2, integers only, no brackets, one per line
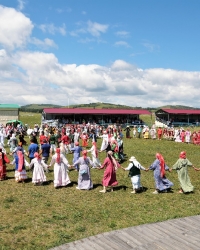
32,165,47,184
15,170,27,182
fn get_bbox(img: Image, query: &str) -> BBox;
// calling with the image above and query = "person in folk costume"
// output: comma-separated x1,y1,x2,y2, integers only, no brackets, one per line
180,129,185,143
39,131,48,150
132,126,137,138
117,135,124,162
59,141,67,155
191,131,198,144
80,131,89,148
49,148,71,188
73,150,95,190
162,128,168,139
174,128,182,142
0,148,10,181
61,133,70,154
0,143,7,155
29,152,48,185
73,129,80,144
87,141,101,168
0,126,6,147
171,151,200,194
110,138,119,160
124,125,131,138
8,133,18,153
147,153,173,194
122,156,147,193
149,126,156,140
55,129,62,148
185,128,191,144
99,130,109,152
99,151,120,193
143,128,149,139
157,127,163,140
196,130,200,145
12,149,27,183
70,141,82,171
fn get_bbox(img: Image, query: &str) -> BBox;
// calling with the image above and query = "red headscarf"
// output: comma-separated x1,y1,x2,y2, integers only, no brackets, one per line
56,148,61,163
179,151,186,159
34,152,41,160
92,141,98,158
156,153,165,178
82,150,87,160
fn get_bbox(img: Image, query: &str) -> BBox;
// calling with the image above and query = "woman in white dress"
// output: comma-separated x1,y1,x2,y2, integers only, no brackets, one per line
87,141,101,168
99,130,109,152
29,152,48,185
49,148,71,188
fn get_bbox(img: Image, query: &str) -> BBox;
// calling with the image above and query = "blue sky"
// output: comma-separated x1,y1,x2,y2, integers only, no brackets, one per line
0,0,200,107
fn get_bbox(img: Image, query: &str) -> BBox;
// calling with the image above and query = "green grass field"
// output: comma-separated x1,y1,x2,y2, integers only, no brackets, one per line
1,113,200,250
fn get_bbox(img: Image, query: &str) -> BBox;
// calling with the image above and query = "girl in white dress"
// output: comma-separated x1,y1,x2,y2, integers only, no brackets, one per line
87,142,101,168
29,152,48,185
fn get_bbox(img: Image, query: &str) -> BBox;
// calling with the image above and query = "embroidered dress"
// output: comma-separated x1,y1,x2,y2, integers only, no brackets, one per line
29,157,48,184
14,151,27,182
74,156,95,190
172,158,194,193
70,145,82,170
0,151,10,180
100,155,120,187
149,158,173,191
49,150,71,188
87,142,101,168
99,133,109,151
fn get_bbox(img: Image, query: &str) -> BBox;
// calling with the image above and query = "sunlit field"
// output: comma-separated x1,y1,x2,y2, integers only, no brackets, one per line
1,113,200,249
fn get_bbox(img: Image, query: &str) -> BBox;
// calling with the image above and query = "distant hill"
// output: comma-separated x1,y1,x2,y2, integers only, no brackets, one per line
20,104,63,113
158,105,197,110
19,103,199,113
65,102,142,109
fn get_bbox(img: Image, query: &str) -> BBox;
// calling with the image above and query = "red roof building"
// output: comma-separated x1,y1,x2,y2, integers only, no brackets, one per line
155,109,200,125
42,108,151,125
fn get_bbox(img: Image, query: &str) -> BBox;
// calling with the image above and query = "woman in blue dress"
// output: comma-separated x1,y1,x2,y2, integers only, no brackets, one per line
148,153,173,194
70,141,82,171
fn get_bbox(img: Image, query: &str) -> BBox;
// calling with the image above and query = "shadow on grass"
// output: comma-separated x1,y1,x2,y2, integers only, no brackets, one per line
93,183,104,189
113,185,128,191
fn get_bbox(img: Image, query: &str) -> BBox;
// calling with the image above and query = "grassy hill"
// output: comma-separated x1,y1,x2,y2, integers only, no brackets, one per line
20,103,198,113
158,105,196,109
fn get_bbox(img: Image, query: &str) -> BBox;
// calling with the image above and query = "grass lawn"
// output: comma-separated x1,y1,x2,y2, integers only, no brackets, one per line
1,113,200,249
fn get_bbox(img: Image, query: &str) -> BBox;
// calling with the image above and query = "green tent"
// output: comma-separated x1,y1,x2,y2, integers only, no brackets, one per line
6,120,23,126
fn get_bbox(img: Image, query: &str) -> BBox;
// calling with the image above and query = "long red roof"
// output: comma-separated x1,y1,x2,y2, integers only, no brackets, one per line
43,108,151,115
157,109,200,114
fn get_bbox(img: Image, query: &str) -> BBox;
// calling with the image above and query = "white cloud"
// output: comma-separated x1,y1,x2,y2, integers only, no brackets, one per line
0,6,200,108
17,0,25,11
115,31,130,38
30,38,58,49
1,47,200,108
71,20,108,38
39,23,66,36
0,5,33,50
87,20,108,37
114,41,131,48
142,41,160,52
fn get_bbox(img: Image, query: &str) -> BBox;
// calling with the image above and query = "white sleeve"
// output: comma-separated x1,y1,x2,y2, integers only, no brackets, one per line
124,163,133,170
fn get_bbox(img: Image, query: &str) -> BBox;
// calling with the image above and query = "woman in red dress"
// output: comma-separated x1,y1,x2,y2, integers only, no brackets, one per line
0,148,10,181
99,151,120,193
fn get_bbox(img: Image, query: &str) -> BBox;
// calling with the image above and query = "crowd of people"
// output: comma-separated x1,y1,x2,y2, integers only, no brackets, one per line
0,122,199,194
